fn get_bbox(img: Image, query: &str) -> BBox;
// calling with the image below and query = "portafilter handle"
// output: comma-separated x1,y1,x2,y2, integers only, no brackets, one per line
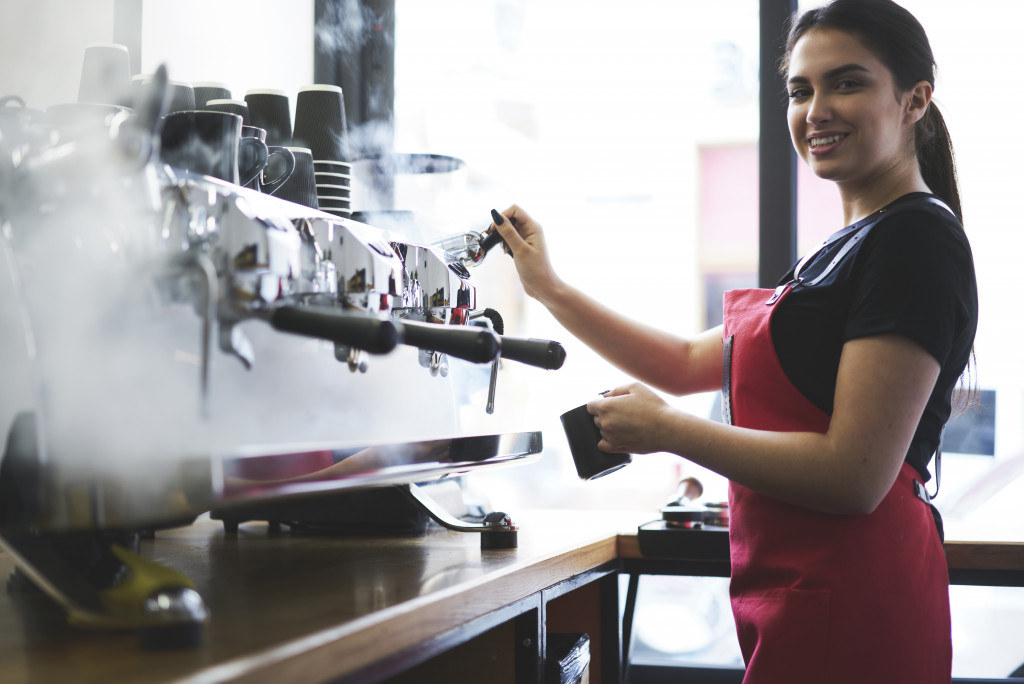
435,229,508,267
498,336,566,370
397,319,499,364
477,230,506,258
268,306,399,354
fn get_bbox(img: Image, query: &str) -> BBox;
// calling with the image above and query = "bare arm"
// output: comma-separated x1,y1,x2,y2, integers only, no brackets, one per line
590,333,940,514
490,205,722,396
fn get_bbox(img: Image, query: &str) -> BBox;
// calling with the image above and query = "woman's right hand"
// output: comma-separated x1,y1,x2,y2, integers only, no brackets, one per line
488,205,560,302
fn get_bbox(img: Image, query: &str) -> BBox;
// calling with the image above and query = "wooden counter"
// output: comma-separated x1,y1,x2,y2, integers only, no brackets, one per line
0,510,646,684
2,509,1024,684
617,523,1024,586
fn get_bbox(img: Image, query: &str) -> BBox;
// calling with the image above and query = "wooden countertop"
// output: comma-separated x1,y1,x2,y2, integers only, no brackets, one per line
0,510,645,684
2,509,1023,684
615,524,1024,574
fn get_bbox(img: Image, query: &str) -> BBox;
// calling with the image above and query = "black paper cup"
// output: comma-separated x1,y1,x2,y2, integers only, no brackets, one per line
315,178,350,190
204,98,249,125
317,199,351,211
193,82,232,108
316,185,351,197
314,160,351,174
166,80,197,114
315,171,351,186
274,146,318,209
293,84,349,162
245,89,292,147
560,404,632,480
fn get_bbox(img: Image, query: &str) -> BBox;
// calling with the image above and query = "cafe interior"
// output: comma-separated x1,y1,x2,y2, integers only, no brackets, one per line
1,0,1023,682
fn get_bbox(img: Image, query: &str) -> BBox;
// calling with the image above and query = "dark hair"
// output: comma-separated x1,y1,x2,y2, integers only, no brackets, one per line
780,0,962,220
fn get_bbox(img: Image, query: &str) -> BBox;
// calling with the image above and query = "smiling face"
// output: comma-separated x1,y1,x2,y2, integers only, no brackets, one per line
786,28,928,199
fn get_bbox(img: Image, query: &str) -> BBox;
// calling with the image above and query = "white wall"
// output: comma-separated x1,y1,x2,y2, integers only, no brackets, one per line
0,0,118,109
0,0,314,112
140,0,314,105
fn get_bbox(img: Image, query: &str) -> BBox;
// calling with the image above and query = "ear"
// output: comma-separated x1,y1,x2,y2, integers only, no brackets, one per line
904,80,933,125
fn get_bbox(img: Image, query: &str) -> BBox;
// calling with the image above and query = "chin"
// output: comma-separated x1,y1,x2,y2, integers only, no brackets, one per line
806,160,843,182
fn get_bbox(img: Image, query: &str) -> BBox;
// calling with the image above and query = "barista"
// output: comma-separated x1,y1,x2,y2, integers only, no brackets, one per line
487,0,978,681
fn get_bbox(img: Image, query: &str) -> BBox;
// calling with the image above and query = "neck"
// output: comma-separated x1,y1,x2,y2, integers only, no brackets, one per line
837,163,930,226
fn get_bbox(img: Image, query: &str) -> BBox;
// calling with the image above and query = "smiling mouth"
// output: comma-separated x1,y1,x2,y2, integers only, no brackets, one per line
809,134,845,149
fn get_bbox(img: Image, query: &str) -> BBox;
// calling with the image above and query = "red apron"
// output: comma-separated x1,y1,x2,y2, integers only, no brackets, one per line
723,285,951,683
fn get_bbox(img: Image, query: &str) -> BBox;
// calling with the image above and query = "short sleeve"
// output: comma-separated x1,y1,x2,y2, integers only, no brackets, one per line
843,209,976,367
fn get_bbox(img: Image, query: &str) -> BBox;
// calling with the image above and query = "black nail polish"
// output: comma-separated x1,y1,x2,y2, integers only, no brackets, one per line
490,208,505,225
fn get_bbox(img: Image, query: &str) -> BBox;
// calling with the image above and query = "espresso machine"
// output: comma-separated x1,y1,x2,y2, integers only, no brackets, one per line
0,69,565,645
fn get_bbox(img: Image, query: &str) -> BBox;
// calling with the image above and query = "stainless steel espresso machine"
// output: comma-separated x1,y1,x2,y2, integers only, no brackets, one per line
0,70,565,646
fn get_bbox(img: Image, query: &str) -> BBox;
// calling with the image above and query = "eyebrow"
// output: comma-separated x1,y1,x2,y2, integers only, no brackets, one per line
788,63,871,85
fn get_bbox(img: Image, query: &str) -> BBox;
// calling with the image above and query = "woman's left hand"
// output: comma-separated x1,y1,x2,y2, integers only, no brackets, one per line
587,383,676,454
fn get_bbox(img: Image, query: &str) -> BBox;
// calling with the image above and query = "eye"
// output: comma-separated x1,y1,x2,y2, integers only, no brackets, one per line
788,87,811,100
835,79,861,91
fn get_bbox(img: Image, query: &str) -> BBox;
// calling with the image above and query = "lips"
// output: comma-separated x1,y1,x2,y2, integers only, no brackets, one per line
808,133,846,154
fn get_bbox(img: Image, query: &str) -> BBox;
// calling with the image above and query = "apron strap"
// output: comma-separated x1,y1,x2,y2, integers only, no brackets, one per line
722,335,735,426
914,433,945,543
913,475,946,544
776,195,957,302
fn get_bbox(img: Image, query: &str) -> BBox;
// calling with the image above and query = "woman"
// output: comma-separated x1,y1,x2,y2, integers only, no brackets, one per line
488,0,977,681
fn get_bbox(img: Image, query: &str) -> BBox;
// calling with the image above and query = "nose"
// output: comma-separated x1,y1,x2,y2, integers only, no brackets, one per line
806,93,832,124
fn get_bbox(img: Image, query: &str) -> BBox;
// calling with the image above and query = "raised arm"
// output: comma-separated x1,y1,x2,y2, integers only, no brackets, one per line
489,205,722,396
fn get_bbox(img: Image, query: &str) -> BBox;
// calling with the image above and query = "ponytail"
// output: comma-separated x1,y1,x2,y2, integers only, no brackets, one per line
918,103,975,415
917,104,962,220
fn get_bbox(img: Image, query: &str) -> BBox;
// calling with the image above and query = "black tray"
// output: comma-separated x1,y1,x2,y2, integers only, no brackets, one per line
636,520,730,561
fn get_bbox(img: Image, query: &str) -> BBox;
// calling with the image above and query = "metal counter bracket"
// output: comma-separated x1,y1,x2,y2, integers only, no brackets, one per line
397,483,518,550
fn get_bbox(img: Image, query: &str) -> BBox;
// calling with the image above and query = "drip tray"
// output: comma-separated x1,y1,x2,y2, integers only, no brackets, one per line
213,431,541,510
211,483,437,535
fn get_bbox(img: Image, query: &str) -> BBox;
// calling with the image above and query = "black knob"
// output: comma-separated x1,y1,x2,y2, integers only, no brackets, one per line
398,320,499,364
268,306,399,354
498,337,566,370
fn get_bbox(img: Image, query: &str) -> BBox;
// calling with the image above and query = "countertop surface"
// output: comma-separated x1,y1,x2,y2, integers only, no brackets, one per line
0,509,647,684
1,508,1022,684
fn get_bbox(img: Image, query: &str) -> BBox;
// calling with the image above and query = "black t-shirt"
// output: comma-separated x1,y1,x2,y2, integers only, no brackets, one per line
771,193,979,480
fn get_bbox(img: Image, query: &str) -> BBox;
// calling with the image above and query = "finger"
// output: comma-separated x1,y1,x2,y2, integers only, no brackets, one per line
490,209,526,248
491,207,532,253
602,385,631,398
480,209,513,258
503,204,532,227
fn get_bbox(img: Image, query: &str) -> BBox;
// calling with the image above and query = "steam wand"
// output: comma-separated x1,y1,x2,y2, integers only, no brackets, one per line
154,250,217,420
468,308,568,414
191,253,217,420
471,309,505,414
